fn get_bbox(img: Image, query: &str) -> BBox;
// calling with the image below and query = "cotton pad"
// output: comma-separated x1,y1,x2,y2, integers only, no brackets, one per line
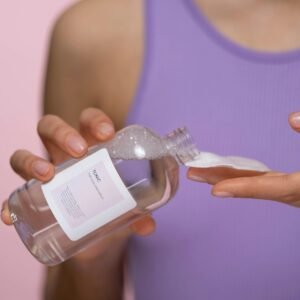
185,152,270,172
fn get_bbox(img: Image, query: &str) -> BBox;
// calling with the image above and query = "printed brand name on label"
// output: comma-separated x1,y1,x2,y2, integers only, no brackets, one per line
91,169,101,182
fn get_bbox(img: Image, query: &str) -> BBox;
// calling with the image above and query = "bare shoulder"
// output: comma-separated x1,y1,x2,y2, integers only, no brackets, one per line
45,0,143,129
52,0,142,53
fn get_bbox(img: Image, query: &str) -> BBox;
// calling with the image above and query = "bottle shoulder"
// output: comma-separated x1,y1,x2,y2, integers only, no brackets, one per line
105,125,167,160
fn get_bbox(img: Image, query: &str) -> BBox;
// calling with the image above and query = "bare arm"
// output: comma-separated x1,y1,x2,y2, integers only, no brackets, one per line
42,4,123,300
0,1,150,299
43,0,143,130
42,6,127,298
40,0,146,299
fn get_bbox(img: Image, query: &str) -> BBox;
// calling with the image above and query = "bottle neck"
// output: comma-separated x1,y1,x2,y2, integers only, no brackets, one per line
164,127,199,165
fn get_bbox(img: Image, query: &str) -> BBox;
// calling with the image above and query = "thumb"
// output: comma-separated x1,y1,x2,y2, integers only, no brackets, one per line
288,112,300,133
1,200,12,225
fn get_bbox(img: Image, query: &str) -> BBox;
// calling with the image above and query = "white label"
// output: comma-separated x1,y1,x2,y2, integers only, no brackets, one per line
41,149,136,241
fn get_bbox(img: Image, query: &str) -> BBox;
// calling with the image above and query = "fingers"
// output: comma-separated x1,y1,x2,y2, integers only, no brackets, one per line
79,107,115,145
10,150,54,181
6,150,55,226
37,115,88,163
187,167,266,185
1,200,12,225
212,172,300,206
37,108,115,164
289,112,300,133
130,215,156,236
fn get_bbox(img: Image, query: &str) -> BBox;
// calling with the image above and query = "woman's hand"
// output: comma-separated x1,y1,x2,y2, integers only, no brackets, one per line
187,112,300,207
1,107,155,262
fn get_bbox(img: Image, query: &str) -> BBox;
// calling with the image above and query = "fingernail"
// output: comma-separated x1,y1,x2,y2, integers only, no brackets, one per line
213,191,234,198
188,174,207,182
97,123,114,138
32,161,50,176
66,135,86,154
292,113,300,127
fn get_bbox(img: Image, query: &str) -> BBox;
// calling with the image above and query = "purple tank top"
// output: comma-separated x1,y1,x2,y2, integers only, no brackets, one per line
126,0,300,299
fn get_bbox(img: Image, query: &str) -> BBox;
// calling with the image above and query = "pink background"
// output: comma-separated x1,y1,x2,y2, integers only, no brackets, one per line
0,1,73,299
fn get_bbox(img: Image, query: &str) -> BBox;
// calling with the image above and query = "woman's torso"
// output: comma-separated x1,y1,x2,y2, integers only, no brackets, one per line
119,0,300,299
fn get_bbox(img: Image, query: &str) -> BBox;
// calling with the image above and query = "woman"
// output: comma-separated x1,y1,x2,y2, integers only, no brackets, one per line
2,0,300,299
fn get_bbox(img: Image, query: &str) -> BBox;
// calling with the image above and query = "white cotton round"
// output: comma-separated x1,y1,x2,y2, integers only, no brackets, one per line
185,152,270,172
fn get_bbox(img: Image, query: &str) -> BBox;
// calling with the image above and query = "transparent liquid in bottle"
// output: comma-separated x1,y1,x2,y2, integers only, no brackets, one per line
8,125,198,265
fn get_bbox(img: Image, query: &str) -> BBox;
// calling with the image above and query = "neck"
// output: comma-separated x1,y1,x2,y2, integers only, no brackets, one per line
195,0,300,52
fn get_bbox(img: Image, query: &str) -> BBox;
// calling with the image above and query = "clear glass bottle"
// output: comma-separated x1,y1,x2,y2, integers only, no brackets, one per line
8,125,198,265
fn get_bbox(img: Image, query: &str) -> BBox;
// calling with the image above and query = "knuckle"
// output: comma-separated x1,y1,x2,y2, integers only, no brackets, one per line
37,114,61,135
10,150,26,169
80,108,96,122
290,172,300,181
286,172,299,185
44,119,77,142
274,173,300,203
22,155,36,173
10,150,34,174
288,172,300,193
51,122,70,139
79,107,107,126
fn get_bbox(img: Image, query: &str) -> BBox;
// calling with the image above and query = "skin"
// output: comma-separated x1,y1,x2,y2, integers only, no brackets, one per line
2,0,300,299
188,112,300,207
